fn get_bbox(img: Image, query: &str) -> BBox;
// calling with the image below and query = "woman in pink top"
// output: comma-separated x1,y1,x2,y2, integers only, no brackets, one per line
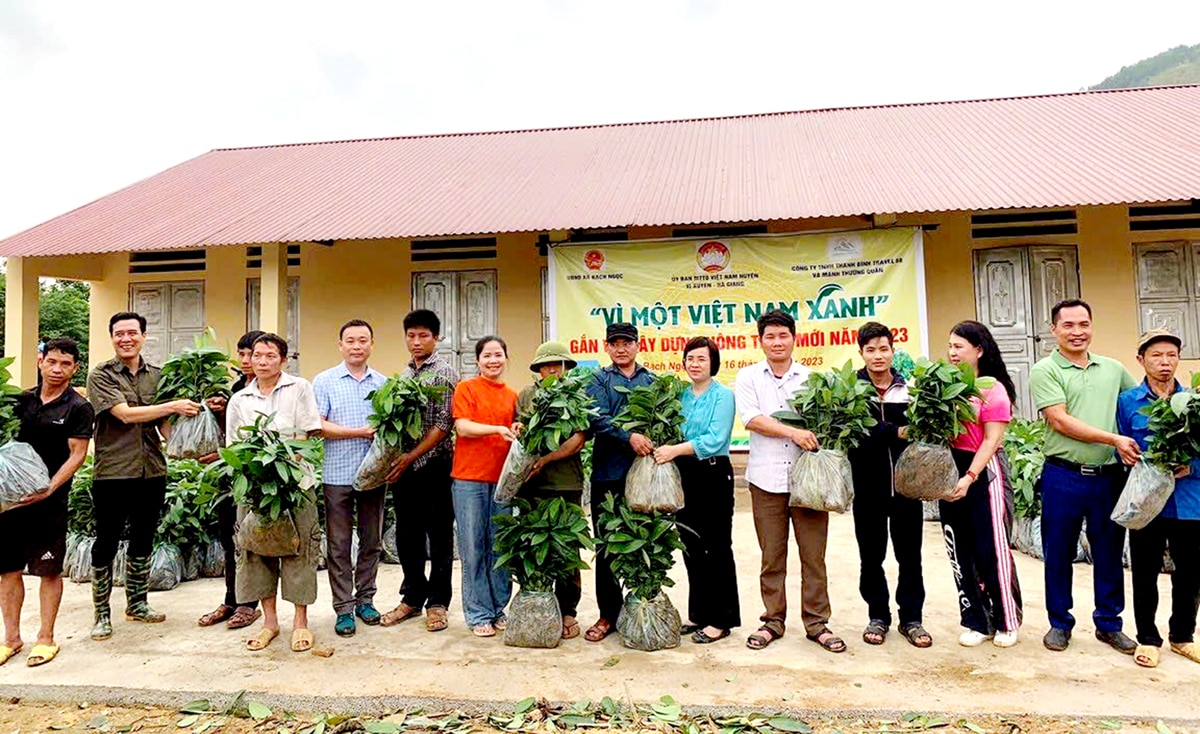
943,320,1024,649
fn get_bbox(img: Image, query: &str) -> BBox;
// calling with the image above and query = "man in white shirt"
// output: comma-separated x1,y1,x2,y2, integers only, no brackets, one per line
735,309,845,653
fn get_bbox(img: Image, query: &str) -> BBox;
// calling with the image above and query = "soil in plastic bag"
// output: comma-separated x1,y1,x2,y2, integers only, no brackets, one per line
66,533,95,583
788,449,854,513
354,437,402,491
503,589,562,649
149,544,184,591
895,442,958,501
317,531,328,570
495,442,534,503
112,541,129,587
625,457,685,514
201,538,225,578
165,407,223,460
1111,461,1175,530
181,544,202,581
616,592,681,651
0,441,51,512
237,511,301,558
382,524,400,564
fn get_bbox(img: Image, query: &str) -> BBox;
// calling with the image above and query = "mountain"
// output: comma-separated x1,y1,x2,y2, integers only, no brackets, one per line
1091,43,1200,89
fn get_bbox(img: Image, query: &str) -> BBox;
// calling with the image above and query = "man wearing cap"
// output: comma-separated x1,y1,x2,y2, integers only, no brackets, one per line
583,323,654,642
1116,329,1200,668
515,341,588,640
1029,299,1139,654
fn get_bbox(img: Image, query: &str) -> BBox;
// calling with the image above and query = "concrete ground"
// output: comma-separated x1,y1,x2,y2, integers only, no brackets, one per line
1,491,1197,721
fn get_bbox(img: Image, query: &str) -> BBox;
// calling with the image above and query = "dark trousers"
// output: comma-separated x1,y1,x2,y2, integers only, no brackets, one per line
1130,516,1200,646
393,456,455,610
1040,461,1126,633
91,476,167,566
851,485,925,628
217,498,257,609
675,456,740,630
324,483,386,615
523,488,584,618
940,450,1023,634
590,478,627,622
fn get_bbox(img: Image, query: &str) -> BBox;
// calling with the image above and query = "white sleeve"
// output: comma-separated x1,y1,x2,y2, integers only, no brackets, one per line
734,368,763,425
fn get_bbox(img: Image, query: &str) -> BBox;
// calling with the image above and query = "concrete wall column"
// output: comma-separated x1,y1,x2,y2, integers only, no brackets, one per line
259,242,288,337
4,256,41,387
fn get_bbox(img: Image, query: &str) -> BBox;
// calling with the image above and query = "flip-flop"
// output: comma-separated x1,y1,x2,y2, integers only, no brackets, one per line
291,628,315,653
0,644,22,666
1135,644,1160,668
246,627,280,651
26,644,59,667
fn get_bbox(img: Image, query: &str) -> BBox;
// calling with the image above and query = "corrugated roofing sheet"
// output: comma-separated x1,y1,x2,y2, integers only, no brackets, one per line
4,85,1200,257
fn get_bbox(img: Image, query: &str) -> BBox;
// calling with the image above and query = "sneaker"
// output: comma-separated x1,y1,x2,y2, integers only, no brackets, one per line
335,613,356,637
993,630,1019,648
959,630,994,647
356,603,381,626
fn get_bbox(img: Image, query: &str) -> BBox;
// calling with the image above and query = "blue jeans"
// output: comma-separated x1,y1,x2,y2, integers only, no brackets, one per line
451,480,513,626
1040,462,1126,633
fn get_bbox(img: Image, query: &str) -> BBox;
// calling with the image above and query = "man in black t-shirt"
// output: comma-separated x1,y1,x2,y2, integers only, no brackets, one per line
0,338,95,667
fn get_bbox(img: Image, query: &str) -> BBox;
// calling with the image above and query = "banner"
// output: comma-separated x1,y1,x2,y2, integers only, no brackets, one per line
550,229,927,442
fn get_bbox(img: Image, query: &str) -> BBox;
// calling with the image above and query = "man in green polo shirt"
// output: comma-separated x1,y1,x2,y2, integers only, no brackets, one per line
1029,299,1139,655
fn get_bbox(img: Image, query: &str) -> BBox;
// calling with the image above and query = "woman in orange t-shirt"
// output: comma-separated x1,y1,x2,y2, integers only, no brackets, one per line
451,336,519,637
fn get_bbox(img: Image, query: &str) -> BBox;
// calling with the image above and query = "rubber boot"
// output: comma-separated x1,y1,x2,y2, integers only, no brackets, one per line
91,565,113,640
125,556,166,623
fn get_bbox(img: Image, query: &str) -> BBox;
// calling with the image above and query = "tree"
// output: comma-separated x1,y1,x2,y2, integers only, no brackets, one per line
0,272,91,385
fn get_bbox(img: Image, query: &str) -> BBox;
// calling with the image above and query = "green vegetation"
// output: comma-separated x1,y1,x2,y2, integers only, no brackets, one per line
594,494,684,600
493,497,593,592
773,360,877,452
1092,43,1200,89
905,359,995,446
613,374,686,446
0,275,91,386
1004,418,1046,519
519,373,596,455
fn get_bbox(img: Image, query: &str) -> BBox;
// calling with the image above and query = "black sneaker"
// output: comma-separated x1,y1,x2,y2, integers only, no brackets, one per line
1096,630,1137,654
1043,627,1071,651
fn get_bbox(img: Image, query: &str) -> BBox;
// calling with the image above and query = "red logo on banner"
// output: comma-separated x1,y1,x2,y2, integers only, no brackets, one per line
697,241,731,273
584,250,606,271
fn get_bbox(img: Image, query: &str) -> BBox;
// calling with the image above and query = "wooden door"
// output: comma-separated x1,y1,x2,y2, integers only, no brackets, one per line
412,270,497,378
129,281,205,366
1028,247,1080,361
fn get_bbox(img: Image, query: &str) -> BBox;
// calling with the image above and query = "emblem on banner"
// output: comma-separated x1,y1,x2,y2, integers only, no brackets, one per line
584,250,606,271
696,241,731,273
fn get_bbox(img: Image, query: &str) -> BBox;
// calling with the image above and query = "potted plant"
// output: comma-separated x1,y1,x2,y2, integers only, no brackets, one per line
497,373,597,502
595,494,686,651
353,374,448,490
208,414,321,557
492,497,593,648
0,355,50,512
613,374,687,513
773,360,877,512
1003,418,1047,558
894,358,995,501
156,330,235,459
1112,377,1200,529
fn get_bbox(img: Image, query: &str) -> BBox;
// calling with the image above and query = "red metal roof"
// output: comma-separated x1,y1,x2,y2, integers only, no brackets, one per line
4,85,1200,257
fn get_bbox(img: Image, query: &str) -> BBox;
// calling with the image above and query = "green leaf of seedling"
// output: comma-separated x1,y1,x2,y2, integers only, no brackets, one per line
247,702,272,721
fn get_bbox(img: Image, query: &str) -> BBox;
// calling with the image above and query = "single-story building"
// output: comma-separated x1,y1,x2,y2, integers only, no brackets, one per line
3,84,1199,419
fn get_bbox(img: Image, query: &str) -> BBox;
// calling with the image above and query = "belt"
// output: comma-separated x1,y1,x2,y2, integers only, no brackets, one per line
1044,455,1126,478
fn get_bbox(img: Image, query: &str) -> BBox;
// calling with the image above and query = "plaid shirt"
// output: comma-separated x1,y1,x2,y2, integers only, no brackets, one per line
312,362,387,485
401,353,459,470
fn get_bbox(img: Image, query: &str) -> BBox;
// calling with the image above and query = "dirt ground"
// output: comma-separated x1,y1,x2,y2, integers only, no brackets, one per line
1,492,1197,724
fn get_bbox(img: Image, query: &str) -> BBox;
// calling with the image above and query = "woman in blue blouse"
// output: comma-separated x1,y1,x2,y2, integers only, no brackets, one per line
653,336,739,643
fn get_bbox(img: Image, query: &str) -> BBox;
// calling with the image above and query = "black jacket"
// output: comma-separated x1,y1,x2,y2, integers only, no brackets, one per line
847,368,910,498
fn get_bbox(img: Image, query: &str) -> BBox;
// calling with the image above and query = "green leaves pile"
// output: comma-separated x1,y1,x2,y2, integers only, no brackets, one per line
892,349,917,381
519,374,596,455
773,360,878,452
906,358,996,445
613,374,686,446
208,414,321,522
156,459,219,550
367,375,448,450
1004,418,1046,519
1141,387,1200,472
594,494,684,600
0,355,26,444
493,497,593,592
155,330,235,402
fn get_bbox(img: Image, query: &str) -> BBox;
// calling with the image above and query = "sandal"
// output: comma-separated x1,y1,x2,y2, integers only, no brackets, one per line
291,628,314,652
584,619,613,642
746,626,780,650
692,628,731,644
899,622,933,649
0,644,21,666
426,606,448,632
863,620,888,645
198,605,235,627
25,644,59,667
246,627,279,651
380,602,421,627
1170,642,1200,663
227,607,262,630
807,628,847,654
562,616,580,640
1135,644,1160,668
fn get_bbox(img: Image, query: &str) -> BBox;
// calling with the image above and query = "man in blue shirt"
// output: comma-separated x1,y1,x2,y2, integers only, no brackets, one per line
1116,328,1200,668
312,319,388,637
583,322,654,642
